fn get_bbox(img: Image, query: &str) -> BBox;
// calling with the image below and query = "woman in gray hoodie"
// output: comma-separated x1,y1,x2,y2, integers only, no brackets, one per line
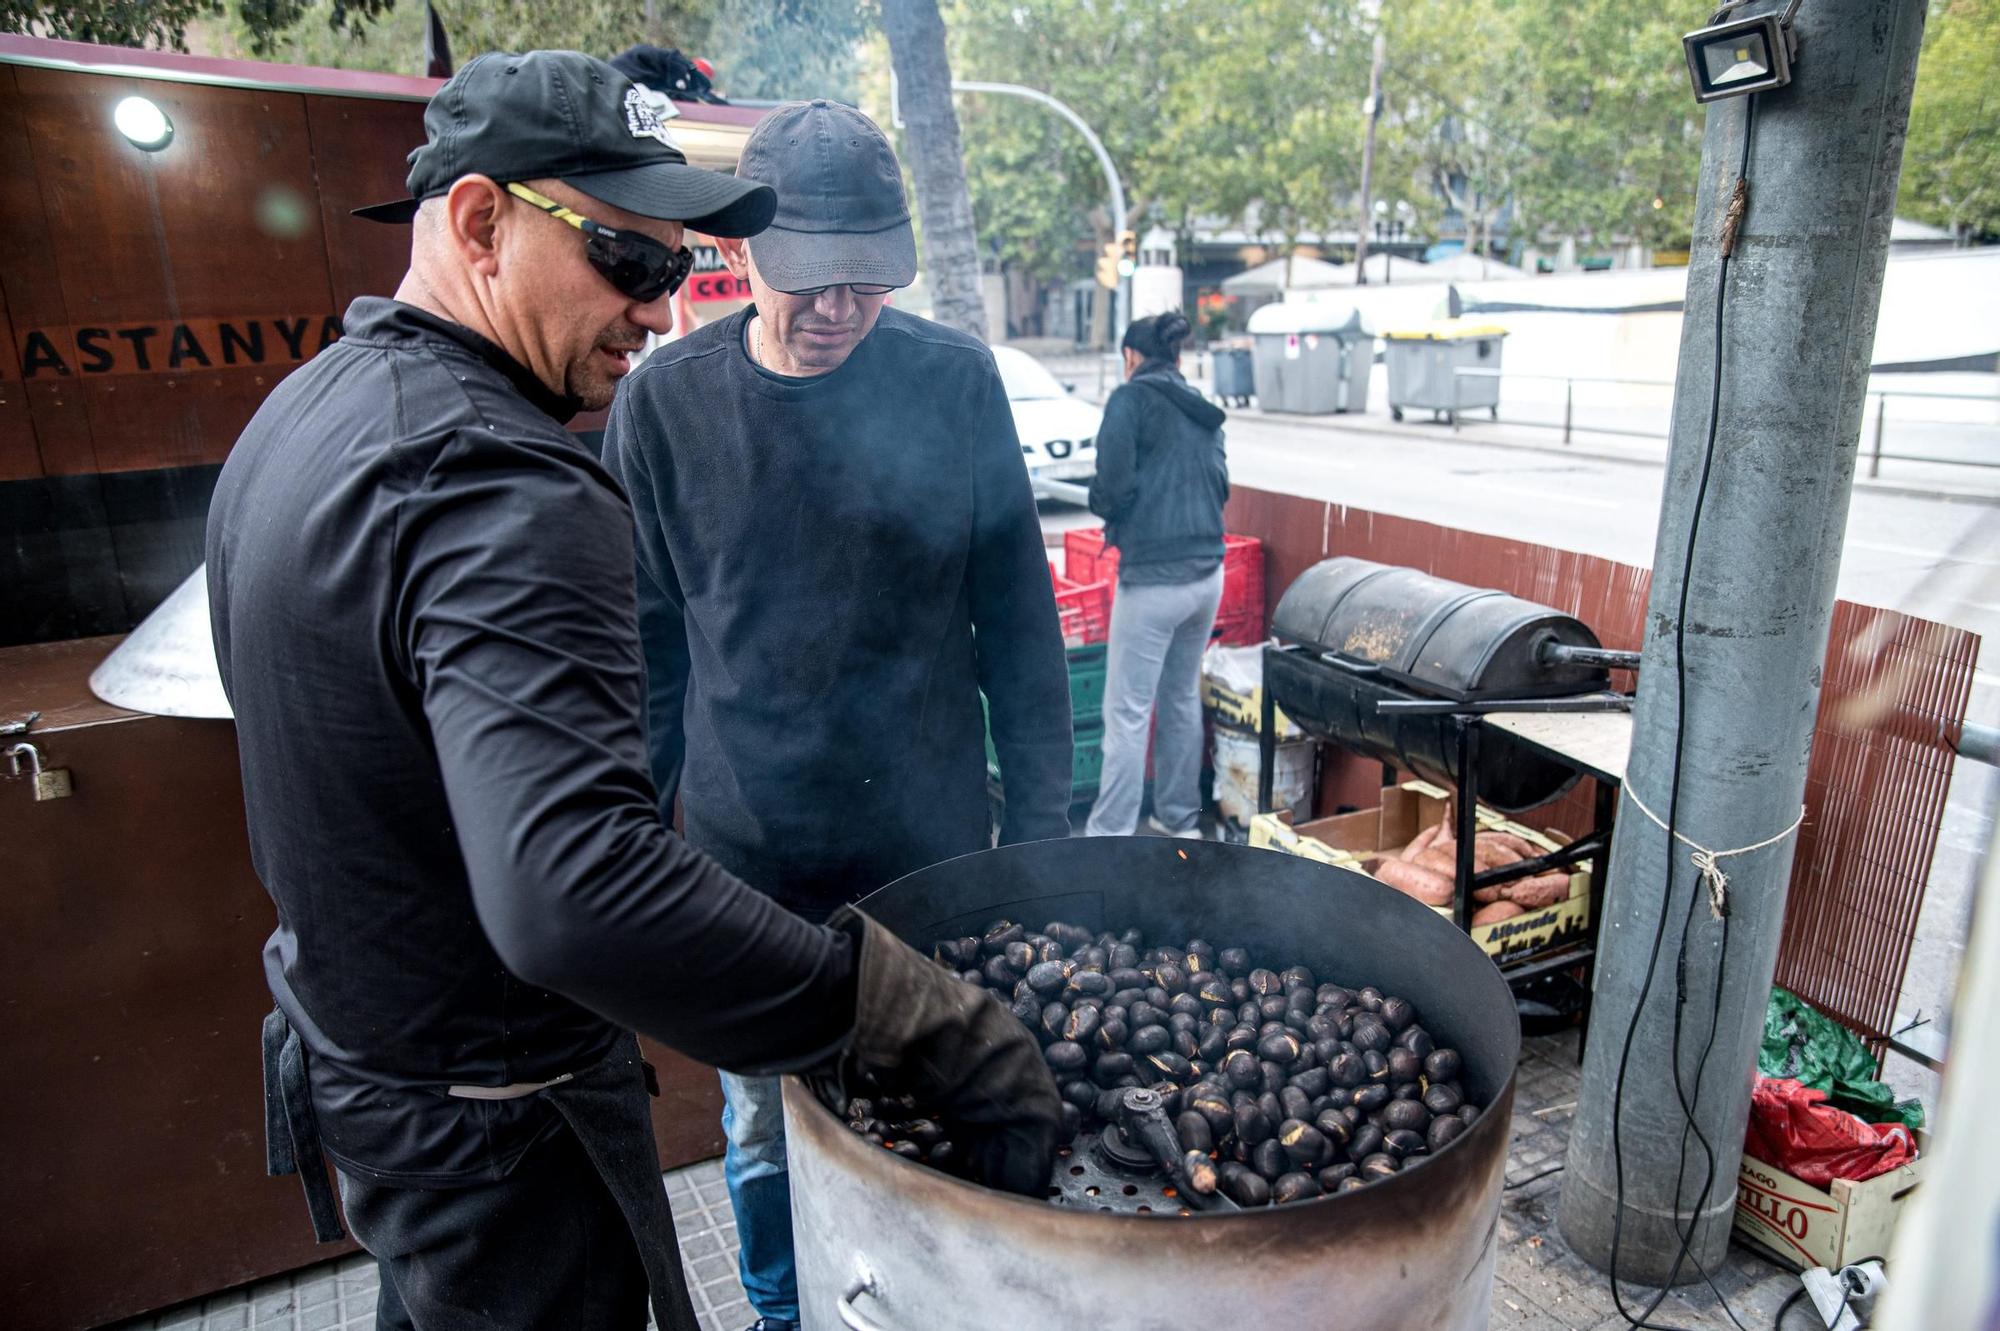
1084,311,1231,838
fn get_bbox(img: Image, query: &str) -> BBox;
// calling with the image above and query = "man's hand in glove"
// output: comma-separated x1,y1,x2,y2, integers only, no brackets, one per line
832,907,1060,1195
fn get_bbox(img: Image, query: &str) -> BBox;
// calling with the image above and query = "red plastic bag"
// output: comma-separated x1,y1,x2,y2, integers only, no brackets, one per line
1744,1077,1917,1187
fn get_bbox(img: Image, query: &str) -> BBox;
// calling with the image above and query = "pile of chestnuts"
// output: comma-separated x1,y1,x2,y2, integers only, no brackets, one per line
839,918,1483,1210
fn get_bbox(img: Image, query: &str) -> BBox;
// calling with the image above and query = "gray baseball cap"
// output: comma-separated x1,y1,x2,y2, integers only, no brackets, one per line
734,100,917,292
355,50,775,237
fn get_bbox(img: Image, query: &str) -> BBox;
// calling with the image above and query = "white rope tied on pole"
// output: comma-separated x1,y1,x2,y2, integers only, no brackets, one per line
1621,786,1807,921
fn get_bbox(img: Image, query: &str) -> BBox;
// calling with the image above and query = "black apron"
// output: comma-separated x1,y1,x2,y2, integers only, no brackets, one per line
262,1012,700,1331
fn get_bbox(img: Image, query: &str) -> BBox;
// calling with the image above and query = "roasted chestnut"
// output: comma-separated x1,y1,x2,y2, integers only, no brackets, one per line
1182,1149,1220,1196
1425,1048,1463,1083
1273,1171,1321,1205
1381,1098,1430,1134
1328,1052,1367,1089
1314,1109,1353,1148
1096,1017,1131,1051
1352,1083,1392,1113
1129,1024,1171,1055
1423,1083,1464,1116
1248,968,1283,997
1232,1099,1274,1145
1349,1123,1386,1162
1046,1041,1089,1073
1040,1002,1069,1042
1144,1051,1195,1084
1386,1047,1423,1085
1279,1119,1330,1169
1176,1111,1214,1156
1398,1025,1436,1059
1257,1030,1303,1065
1221,1049,1262,1089
1279,1086,1313,1123
1383,1128,1428,1160
983,920,1025,953
1064,1005,1102,1045
1093,1053,1136,1085
1428,1115,1468,1151
1318,1162,1358,1191
1252,1137,1288,1181
1218,947,1251,976
1217,1161,1271,1207
1359,1152,1399,1180
1379,995,1416,1032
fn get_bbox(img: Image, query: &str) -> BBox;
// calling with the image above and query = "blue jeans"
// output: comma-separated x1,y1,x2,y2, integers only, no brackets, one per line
720,1071,796,1324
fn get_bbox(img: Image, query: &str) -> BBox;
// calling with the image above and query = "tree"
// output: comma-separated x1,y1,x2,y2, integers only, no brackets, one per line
3,0,393,53
881,0,988,339
1898,0,1999,240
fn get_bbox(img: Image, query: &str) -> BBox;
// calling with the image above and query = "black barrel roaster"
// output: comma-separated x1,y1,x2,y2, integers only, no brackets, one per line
1267,557,1622,810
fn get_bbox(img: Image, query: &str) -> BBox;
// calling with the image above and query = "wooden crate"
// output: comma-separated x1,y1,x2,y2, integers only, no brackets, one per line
1734,1142,1925,1271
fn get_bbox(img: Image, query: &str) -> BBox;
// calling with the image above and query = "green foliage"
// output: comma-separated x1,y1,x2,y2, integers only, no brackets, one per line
3,0,391,52
1898,0,1999,239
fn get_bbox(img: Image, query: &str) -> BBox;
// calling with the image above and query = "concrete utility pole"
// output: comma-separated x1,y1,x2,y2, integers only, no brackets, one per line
1354,31,1385,285
1557,0,1927,1286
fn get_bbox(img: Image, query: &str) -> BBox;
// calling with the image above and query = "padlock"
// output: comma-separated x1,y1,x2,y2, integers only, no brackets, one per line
7,741,72,801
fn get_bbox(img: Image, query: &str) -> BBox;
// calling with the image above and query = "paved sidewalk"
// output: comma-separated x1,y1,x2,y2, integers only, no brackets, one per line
111,1028,1800,1331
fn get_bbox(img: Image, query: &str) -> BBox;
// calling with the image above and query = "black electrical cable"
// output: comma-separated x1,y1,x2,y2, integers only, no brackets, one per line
1773,1288,1809,1330
1604,92,1758,1331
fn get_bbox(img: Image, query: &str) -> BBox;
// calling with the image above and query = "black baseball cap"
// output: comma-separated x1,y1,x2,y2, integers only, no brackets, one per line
355,50,776,237
734,100,917,291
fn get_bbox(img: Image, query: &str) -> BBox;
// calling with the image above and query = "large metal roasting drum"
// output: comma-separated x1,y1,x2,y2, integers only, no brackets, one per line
1267,558,1631,810
785,837,1519,1331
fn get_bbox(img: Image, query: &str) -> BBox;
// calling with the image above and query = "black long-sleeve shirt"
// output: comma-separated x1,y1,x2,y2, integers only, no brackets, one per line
602,307,1072,920
206,297,856,1184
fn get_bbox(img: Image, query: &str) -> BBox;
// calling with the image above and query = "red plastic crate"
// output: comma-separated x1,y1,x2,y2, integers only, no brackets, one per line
1063,527,1118,586
1064,529,1266,640
1051,570,1111,646
1210,607,1266,646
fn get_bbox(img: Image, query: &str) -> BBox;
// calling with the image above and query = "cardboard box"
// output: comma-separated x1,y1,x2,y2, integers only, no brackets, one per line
1734,1143,1926,1271
1248,782,1593,963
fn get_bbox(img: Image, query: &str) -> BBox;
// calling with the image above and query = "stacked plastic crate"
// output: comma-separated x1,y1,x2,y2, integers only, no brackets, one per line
1062,528,1267,644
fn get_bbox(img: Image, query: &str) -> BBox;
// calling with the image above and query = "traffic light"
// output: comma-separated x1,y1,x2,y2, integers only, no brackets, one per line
1117,230,1138,278
1096,241,1121,289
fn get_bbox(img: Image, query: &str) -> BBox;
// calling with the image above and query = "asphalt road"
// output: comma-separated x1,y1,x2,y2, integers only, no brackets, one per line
1038,393,2000,1111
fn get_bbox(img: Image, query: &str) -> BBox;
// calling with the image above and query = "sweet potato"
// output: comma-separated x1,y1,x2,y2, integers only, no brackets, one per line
1471,839,1516,872
1472,882,1509,904
1478,830,1538,861
1412,847,1460,878
1400,822,1445,861
1471,900,1526,926
1370,858,1455,907
1502,872,1571,910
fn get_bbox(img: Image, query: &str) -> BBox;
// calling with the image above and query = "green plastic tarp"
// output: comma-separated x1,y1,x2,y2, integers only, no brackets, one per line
1759,987,1924,1130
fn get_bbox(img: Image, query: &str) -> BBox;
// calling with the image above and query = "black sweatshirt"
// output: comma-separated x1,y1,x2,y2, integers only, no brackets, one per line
603,307,1073,919
1087,366,1230,586
207,298,857,1184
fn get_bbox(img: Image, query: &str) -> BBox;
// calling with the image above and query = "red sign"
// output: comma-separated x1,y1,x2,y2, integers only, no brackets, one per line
686,270,753,304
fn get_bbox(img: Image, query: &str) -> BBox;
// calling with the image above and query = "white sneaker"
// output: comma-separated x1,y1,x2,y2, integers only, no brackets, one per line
1146,816,1203,840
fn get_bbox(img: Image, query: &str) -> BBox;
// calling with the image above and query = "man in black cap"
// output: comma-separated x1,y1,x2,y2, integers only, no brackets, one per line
208,54,1057,1331
602,100,1073,1331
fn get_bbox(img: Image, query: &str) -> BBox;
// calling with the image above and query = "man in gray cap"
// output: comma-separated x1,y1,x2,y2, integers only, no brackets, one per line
210,57,1057,1331
603,100,1074,1331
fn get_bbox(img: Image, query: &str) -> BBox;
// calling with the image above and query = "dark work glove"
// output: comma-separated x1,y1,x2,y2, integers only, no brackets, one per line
831,906,1061,1196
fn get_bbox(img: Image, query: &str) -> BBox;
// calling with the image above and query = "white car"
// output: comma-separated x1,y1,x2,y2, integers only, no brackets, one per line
992,346,1104,491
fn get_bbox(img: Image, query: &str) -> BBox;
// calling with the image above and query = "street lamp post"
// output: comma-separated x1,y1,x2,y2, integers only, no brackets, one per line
1371,199,1410,284
890,71,1130,343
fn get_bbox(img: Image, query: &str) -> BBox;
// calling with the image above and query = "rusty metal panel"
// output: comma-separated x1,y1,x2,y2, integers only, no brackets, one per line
0,282,43,480
9,66,339,474
1776,603,1980,1046
640,1039,727,1168
303,94,424,310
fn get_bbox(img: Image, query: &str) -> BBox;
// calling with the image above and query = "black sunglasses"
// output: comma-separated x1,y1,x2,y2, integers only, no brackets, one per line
506,183,694,303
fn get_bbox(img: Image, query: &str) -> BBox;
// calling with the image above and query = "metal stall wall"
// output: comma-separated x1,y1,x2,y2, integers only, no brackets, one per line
0,36,767,648
1224,486,1980,1052
0,636,727,1329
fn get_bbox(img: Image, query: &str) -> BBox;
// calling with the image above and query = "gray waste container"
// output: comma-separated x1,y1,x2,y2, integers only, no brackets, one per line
1246,303,1373,414
1211,346,1254,406
1382,321,1508,422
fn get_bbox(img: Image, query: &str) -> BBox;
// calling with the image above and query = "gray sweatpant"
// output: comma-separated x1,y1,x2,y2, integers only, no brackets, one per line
1084,567,1225,836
